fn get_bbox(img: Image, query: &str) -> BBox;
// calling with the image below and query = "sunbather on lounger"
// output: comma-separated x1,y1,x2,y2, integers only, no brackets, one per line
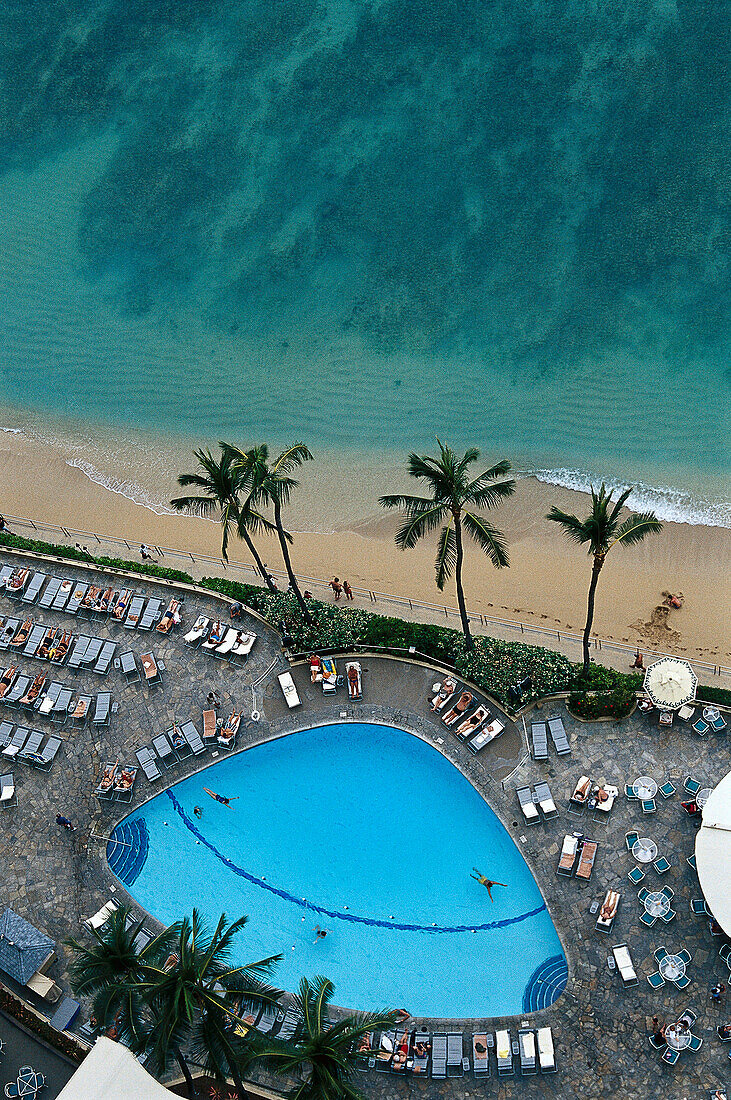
7,568,29,592
36,629,57,659
0,666,17,696
456,705,489,736
218,711,241,746
11,621,32,647
81,586,100,608
111,590,131,619
310,654,323,682
98,763,117,791
50,632,72,663
431,676,457,709
442,692,473,725
98,587,114,612
21,673,46,705
571,776,592,803
114,766,136,792
170,726,186,752
156,599,180,633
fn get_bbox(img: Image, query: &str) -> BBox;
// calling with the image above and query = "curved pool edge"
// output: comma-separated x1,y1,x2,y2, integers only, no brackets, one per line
99,710,574,1025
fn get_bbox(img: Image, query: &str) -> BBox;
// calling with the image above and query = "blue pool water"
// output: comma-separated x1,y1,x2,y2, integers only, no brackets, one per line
109,723,565,1017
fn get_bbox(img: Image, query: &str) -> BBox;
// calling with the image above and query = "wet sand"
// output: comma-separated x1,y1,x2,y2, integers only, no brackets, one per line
0,430,728,663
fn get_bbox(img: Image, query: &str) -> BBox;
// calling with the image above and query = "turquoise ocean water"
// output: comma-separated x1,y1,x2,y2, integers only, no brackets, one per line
0,0,728,525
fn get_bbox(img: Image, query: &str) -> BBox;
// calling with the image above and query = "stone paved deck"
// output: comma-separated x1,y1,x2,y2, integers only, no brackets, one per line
0,548,729,1099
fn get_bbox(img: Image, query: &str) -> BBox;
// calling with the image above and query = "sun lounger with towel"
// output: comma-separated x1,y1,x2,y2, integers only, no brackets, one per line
95,762,117,798
570,776,592,804
310,654,323,682
2,726,29,757
596,889,620,932
519,1029,536,1075
431,677,457,710
346,660,363,699
71,695,91,726
218,711,241,748
202,621,225,650
36,679,61,714
468,719,504,753
517,785,540,824
50,631,73,664
575,840,597,879
534,781,558,819
472,1034,489,1077
232,630,256,657
124,595,145,628
114,765,138,801
0,772,16,806
612,942,638,985
0,619,21,651
0,665,18,697
455,704,489,738
17,729,44,762
51,579,73,611
79,586,101,615
6,568,30,597
85,900,119,930
442,692,473,726
536,1027,556,1072
279,671,301,708
10,620,32,649
214,627,239,659
202,709,217,742
321,657,337,693
496,1030,513,1076
557,833,581,875
184,615,209,646
20,673,46,708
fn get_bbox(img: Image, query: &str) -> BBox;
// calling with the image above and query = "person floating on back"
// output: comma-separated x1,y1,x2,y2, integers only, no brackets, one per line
471,868,507,902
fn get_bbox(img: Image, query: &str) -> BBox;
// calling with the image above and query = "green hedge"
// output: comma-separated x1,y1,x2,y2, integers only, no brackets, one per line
696,685,731,707
0,983,86,1062
568,684,637,720
0,532,194,585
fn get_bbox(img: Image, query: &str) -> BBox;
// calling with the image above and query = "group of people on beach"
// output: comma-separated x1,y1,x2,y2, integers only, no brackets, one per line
328,577,353,600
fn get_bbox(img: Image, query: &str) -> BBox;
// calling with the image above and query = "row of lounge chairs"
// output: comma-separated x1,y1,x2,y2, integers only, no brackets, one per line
0,721,63,769
185,617,256,661
430,678,504,753
0,619,118,673
556,833,597,879
372,1027,555,1078
309,655,363,699
132,711,243,784
0,667,110,725
531,717,571,759
0,567,182,633
516,782,558,822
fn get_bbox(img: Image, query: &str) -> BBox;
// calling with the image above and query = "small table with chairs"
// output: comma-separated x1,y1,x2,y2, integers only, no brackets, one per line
644,891,671,918
664,1022,691,1051
659,953,687,982
4,1066,46,1097
696,787,712,808
633,776,658,799
633,838,658,864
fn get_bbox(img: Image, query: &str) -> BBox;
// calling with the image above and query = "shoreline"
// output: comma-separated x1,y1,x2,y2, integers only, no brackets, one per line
0,427,728,664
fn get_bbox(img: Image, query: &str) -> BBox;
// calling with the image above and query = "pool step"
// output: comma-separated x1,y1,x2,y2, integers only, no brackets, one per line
106,818,149,887
522,954,568,1013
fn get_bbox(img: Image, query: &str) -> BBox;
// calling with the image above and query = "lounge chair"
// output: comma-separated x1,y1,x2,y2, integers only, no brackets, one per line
5,568,30,598
32,735,62,770
624,783,638,800
0,722,13,749
446,1033,463,1077
321,657,337,693
472,1034,489,1078
2,726,29,757
67,635,90,671
21,572,48,605
411,1033,430,1075
19,673,47,708
95,762,117,799
124,595,145,628
677,948,691,965
443,692,473,725
570,776,592,805
65,584,87,615
593,784,619,817
50,687,74,724
50,580,72,610
93,640,116,674
0,565,13,588
49,631,73,664
278,671,301,708
180,720,206,756
661,1047,679,1065
95,588,114,618
167,725,192,758
455,704,489,738
119,651,140,682
430,678,457,710
518,1028,536,1075
16,729,44,762
37,681,62,716
557,833,580,875
430,1034,446,1079
711,712,728,732
37,578,62,609
135,746,162,782
111,589,131,620
677,703,695,721
184,615,209,647
575,840,597,879
531,721,548,760
517,785,540,824
0,619,21,651
139,597,163,631
468,719,504,753
202,621,226,650
232,630,256,658
638,887,650,903
690,898,710,915
152,733,177,767
640,910,657,928
276,1008,302,1044
5,675,30,708
9,619,32,649
218,711,241,749
85,900,119,929
23,623,46,657
202,709,217,742
156,598,181,634
0,665,18,697
256,1006,278,1035
596,889,620,932
390,1029,410,1073
536,1026,556,1073
548,715,571,755
92,692,112,727
0,772,16,807
534,781,558,819
71,695,91,727
612,943,638,985
346,661,363,700
114,765,138,801
79,638,104,669
642,798,656,814
684,776,701,795
495,1030,513,1076
214,627,239,659
687,1032,702,1050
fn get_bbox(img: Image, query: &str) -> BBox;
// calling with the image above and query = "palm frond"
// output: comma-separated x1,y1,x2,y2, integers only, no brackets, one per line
609,512,663,549
465,476,516,510
434,522,457,590
394,504,449,550
462,511,510,568
273,443,313,476
606,485,633,525
169,493,219,518
546,506,592,546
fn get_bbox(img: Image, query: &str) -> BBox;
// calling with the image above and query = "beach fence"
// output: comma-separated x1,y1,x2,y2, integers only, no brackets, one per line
3,512,728,683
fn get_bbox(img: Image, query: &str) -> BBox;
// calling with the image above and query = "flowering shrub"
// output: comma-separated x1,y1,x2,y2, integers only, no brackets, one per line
455,636,575,703
568,684,636,720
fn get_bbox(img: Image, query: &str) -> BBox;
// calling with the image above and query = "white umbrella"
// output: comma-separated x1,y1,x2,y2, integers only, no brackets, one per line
643,657,698,709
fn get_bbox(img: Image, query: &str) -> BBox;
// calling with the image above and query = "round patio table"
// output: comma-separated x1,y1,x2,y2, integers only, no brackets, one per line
703,706,720,722
664,1023,691,1051
644,891,670,918
633,838,658,863
15,1067,44,1097
633,776,658,799
697,788,712,808
659,954,686,982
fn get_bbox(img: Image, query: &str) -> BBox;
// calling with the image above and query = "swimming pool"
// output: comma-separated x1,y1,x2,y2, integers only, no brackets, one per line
108,723,566,1017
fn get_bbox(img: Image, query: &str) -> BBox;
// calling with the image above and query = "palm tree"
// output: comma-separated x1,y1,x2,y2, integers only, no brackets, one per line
171,445,277,591
225,443,314,625
142,910,282,1100
380,442,515,649
65,907,177,1069
249,975,398,1100
546,484,663,673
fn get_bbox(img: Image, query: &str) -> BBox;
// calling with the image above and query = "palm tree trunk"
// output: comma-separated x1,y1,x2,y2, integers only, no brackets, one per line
582,554,604,673
228,1060,254,1100
454,518,473,650
239,527,277,593
174,1047,199,1100
273,500,313,625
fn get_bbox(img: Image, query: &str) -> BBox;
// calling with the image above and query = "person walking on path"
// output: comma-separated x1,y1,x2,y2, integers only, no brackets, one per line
140,543,154,561
471,869,507,902
55,814,75,831
328,577,343,600
343,580,354,600
711,983,727,1004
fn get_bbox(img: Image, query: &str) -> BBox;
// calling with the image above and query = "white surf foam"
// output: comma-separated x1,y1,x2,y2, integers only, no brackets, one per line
64,458,179,518
530,467,731,529
0,425,25,435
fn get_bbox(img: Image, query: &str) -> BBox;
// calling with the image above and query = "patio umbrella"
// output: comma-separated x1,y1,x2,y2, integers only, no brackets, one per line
643,657,698,710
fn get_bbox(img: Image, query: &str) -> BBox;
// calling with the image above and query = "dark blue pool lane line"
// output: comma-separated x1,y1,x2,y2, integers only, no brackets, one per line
165,790,547,935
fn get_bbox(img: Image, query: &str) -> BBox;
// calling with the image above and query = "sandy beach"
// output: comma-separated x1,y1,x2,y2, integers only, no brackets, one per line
0,429,728,665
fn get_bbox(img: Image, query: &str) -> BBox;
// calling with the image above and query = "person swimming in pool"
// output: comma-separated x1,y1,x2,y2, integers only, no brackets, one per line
471,869,507,902
313,925,331,943
203,787,239,806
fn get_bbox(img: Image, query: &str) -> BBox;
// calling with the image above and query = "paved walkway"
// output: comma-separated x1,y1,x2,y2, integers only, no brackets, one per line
0,550,730,1098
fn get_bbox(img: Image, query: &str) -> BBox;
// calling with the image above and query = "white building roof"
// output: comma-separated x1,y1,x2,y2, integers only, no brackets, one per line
56,1037,174,1099
696,770,731,936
